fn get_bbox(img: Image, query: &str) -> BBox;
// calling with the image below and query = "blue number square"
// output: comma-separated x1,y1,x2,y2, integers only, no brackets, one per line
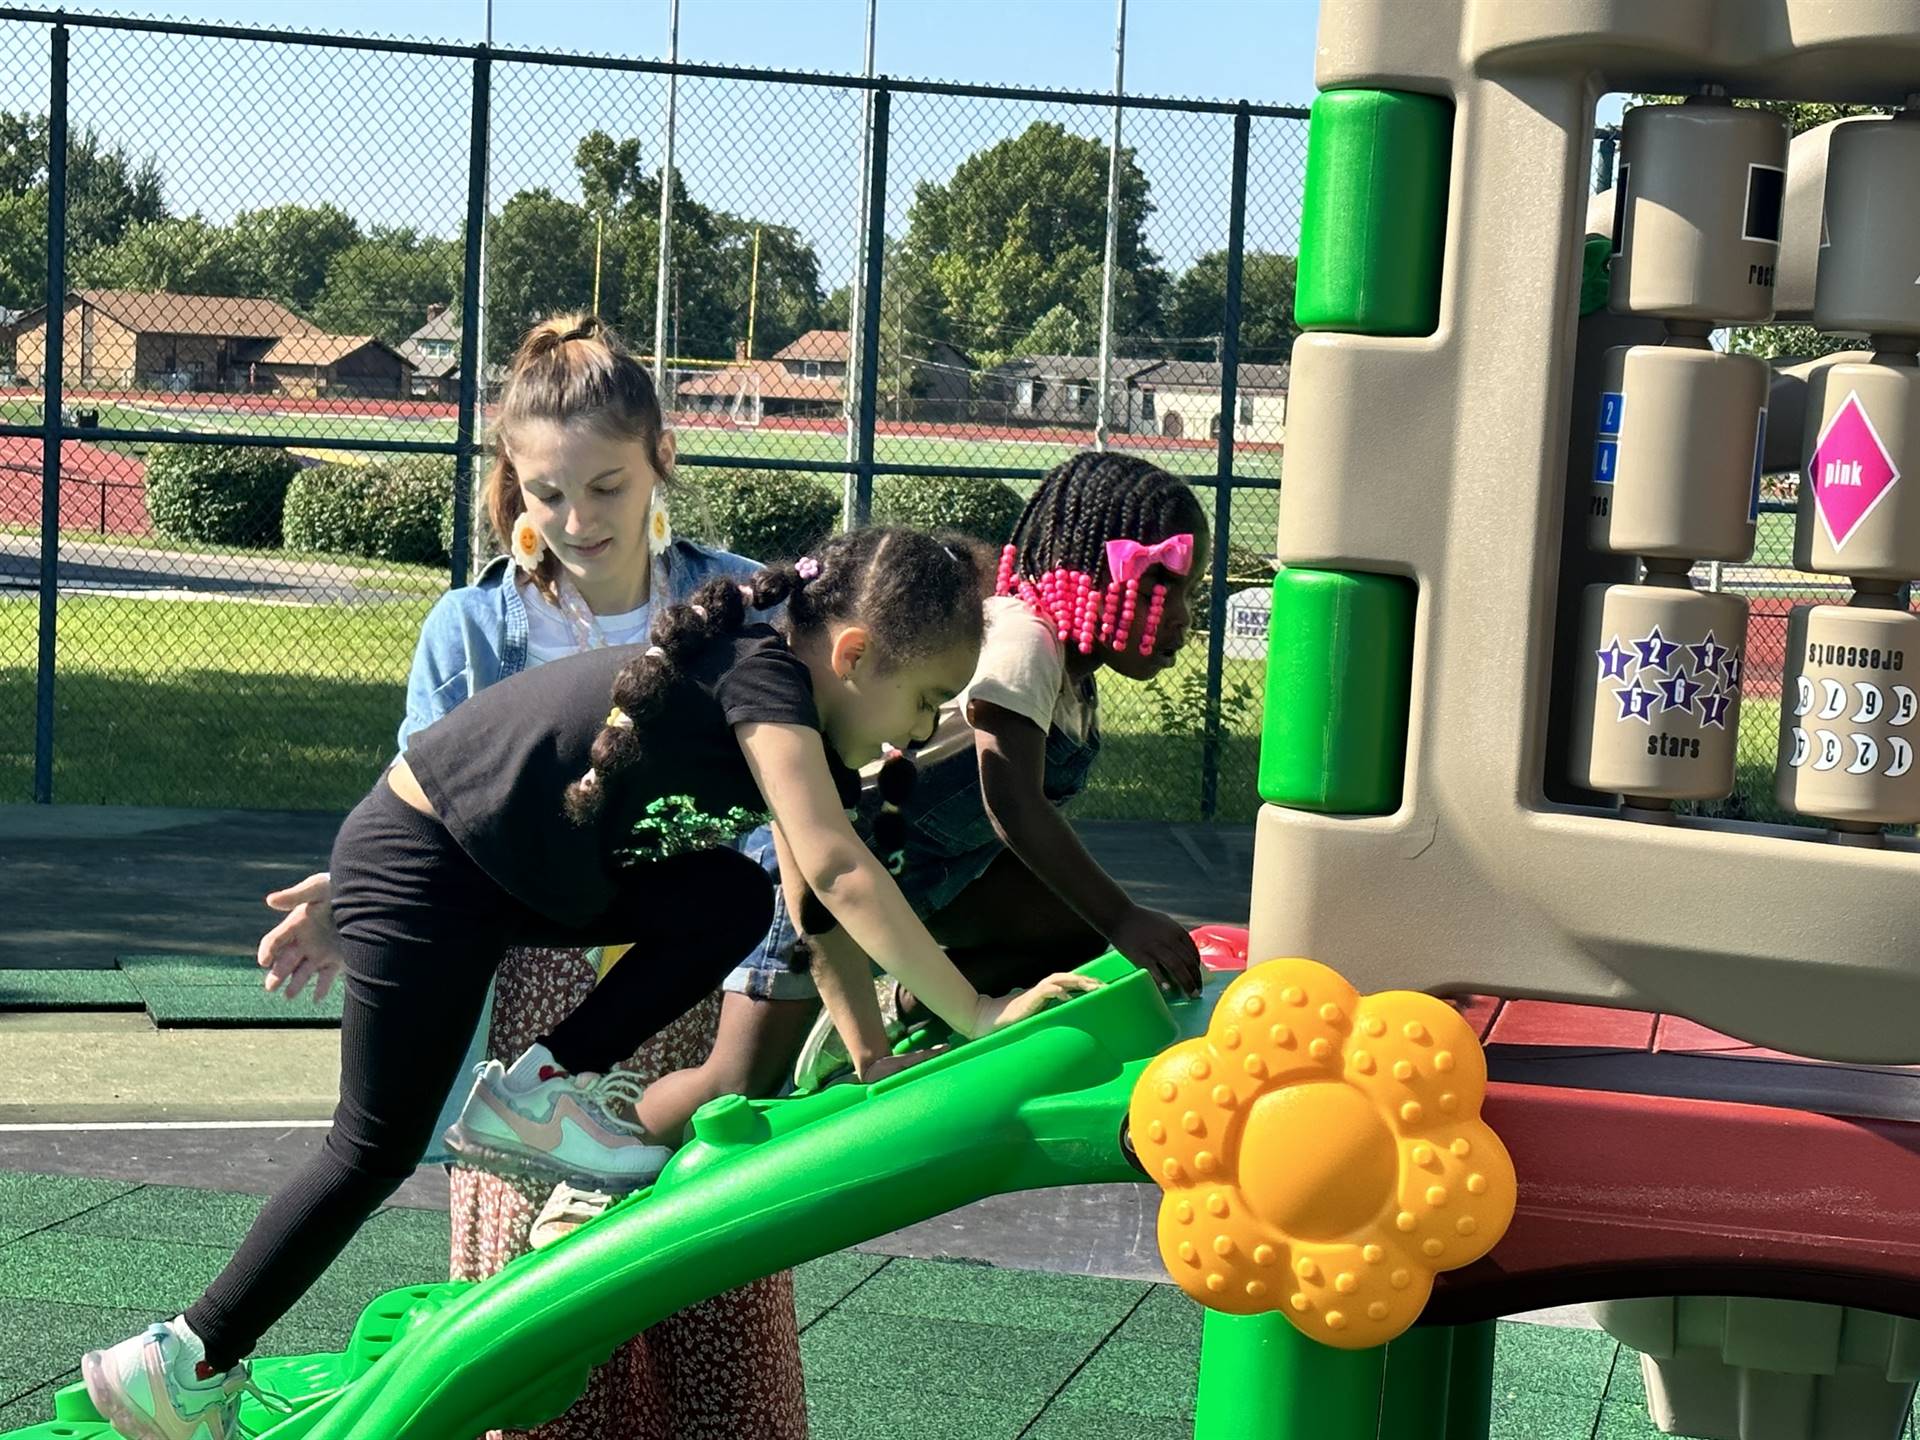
1597,391,1624,436
1594,438,1619,486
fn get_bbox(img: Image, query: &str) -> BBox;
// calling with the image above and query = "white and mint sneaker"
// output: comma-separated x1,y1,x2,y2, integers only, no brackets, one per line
792,978,911,1092
442,1044,673,1193
82,1317,286,1440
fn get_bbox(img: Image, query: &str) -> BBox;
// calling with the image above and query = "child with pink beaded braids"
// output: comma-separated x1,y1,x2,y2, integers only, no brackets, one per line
788,450,1210,1085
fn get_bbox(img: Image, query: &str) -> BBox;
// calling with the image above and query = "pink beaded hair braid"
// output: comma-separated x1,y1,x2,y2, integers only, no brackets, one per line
994,452,1205,657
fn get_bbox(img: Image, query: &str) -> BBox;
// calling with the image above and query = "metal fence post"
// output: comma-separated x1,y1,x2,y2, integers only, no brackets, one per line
1200,103,1250,822
451,43,491,590
651,0,680,391
1597,125,1618,193
1091,0,1127,451
32,23,68,805
851,84,890,526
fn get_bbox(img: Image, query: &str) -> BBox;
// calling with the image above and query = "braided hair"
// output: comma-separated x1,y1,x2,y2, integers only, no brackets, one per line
563,525,985,825
998,452,1206,655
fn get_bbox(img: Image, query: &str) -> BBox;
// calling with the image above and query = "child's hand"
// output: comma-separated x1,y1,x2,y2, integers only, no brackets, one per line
258,871,345,1003
975,972,1103,1032
1109,905,1204,998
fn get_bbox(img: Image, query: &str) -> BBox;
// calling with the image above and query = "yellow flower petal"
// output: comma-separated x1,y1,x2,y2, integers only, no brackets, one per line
1130,957,1516,1350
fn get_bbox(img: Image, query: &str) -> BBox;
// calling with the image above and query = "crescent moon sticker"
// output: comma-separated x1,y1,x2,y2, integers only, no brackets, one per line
1795,675,1815,716
1818,678,1847,720
1789,727,1810,767
1890,736,1913,778
1896,686,1917,725
1814,730,1843,771
1853,683,1884,724
1849,733,1880,774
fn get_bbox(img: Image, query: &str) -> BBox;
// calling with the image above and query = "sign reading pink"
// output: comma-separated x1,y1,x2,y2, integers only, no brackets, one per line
1811,390,1900,552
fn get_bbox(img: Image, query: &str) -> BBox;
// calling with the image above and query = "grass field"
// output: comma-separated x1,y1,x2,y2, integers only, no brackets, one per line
0,592,1268,819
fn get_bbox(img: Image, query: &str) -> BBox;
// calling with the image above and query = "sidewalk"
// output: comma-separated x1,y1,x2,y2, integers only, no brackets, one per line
0,805,1254,972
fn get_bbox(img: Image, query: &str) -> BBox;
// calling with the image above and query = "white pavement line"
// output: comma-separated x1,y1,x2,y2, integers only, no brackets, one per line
0,1119,331,1132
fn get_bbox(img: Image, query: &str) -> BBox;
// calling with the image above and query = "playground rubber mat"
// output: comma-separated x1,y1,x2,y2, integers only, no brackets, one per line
0,972,140,1012
0,958,341,1027
1,1169,1881,1439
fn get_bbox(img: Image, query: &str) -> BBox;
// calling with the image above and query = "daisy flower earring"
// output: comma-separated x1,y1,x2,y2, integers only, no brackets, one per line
511,514,547,574
647,490,672,554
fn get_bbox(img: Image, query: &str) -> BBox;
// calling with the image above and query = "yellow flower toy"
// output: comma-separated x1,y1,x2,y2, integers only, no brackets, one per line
1129,957,1515,1349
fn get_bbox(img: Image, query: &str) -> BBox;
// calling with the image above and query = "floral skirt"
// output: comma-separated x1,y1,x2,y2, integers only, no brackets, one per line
448,945,809,1440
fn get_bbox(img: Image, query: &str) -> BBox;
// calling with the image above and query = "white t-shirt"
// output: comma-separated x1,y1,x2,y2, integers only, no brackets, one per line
900,595,1097,772
522,580,652,667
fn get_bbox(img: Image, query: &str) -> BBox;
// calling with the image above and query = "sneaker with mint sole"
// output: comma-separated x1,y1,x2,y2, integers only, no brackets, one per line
442,1045,672,1193
82,1318,287,1440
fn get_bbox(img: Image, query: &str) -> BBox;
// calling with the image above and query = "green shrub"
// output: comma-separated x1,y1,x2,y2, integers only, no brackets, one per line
873,474,1025,546
282,464,369,556
681,467,838,564
143,443,298,546
283,457,454,566
363,457,454,565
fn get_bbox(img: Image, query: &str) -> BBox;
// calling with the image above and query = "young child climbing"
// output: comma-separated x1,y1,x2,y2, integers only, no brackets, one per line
80,525,1095,1440
253,311,815,1440
790,450,1212,1085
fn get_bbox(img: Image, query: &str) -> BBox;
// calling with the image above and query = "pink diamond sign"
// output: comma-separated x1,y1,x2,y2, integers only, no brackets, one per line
1810,390,1900,551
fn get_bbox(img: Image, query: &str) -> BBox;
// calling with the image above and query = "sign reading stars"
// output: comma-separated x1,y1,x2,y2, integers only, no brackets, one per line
1595,627,1744,734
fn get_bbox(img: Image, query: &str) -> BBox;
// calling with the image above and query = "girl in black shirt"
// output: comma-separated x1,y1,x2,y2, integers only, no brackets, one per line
83,526,1096,1438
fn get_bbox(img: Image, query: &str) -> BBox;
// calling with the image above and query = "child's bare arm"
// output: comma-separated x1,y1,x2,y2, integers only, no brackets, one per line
741,721,1096,1037
971,700,1203,996
771,823,892,1075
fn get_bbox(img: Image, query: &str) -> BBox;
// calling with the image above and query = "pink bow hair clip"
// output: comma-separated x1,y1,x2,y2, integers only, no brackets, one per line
1105,532,1195,585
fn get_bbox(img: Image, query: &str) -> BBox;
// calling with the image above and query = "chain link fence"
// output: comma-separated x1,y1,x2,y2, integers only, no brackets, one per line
0,7,1625,823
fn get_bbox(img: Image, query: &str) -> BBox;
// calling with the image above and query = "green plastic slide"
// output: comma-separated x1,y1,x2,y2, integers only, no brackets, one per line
14,952,1207,1440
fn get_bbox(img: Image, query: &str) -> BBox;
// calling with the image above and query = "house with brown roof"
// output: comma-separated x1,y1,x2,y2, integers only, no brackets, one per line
398,303,459,400
674,329,974,419
11,289,414,399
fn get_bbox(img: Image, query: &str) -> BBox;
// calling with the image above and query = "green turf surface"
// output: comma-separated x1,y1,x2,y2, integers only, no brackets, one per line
11,1167,1908,1439
117,954,344,1027
0,959,341,1027
0,972,140,1012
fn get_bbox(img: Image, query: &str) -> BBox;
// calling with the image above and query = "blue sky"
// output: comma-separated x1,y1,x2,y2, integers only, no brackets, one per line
1,1,1615,345
35,0,1326,101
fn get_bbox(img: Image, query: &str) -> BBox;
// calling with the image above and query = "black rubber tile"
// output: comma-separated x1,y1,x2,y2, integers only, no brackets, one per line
838,1257,1146,1338
0,1173,141,1245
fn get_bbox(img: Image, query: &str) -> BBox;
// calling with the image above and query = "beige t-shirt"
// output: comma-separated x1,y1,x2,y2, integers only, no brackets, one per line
885,595,1097,776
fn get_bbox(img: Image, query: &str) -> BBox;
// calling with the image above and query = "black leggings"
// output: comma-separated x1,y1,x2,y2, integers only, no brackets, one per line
184,781,772,1369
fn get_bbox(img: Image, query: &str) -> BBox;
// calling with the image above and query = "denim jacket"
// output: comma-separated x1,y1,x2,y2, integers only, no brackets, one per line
396,539,760,753
409,540,764,1163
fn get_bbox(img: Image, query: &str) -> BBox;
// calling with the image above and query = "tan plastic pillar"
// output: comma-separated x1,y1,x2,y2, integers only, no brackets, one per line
1575,93,1779,810
1778,105,1920,833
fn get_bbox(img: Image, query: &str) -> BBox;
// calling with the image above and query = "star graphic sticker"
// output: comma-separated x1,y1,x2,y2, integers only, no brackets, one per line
1687,632,1727,676
1615,683,1659,723
1722,653,1743,690
1658,670,1702,714
1595,636,1635,683
1633,625,1679,674
1697,689,1732,729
